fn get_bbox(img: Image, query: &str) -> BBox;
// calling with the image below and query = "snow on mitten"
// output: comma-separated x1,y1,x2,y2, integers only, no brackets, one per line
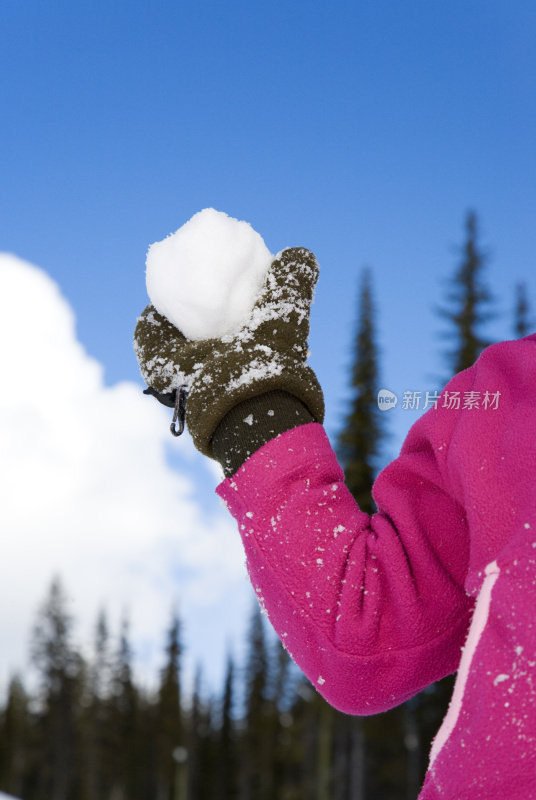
185,247,324,458
133,304,216,419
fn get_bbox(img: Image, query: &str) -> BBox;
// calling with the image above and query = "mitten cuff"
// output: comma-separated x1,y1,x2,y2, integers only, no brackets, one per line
211,390,314,476
187,361,325,458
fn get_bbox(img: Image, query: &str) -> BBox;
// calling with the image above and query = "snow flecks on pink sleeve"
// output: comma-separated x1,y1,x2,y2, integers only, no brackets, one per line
422,528,536,798
217,422,473,714
216,335,536,796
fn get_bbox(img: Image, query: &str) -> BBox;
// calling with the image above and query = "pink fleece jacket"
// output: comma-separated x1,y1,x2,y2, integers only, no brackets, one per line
216,334,536,799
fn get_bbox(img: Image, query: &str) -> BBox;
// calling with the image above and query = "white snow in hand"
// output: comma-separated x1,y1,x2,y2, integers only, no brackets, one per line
146,208,273,340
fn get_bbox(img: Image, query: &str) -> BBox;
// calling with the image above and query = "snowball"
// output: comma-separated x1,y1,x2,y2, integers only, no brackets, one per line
146,208,273,340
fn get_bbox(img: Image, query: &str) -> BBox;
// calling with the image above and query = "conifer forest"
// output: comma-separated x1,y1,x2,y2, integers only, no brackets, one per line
0,213,532,799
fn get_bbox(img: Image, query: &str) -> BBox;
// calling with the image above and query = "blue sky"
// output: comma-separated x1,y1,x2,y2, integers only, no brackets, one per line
1,0,535,692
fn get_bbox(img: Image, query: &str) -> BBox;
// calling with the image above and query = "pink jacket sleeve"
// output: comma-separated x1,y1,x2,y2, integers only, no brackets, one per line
216,336,536,717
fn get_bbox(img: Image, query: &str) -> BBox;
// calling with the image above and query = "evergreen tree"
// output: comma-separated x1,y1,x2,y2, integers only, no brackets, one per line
108,616,142,800
315,697,335,800
0,674,31,798
215,654,238,800
30,576,85,800
93,609,112,702
337,267,385,514
155,610,183,800
241,603,273,800
186,667,215,800
416,210,497,793
84,609,113,800
514,282,533,338
330,713,365,800
403,696,422,800
436,210,494,379
335,267,394,797
268,638,295,797
286,678,319,800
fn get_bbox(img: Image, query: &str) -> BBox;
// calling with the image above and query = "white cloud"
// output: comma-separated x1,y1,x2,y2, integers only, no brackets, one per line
0,253,252,696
